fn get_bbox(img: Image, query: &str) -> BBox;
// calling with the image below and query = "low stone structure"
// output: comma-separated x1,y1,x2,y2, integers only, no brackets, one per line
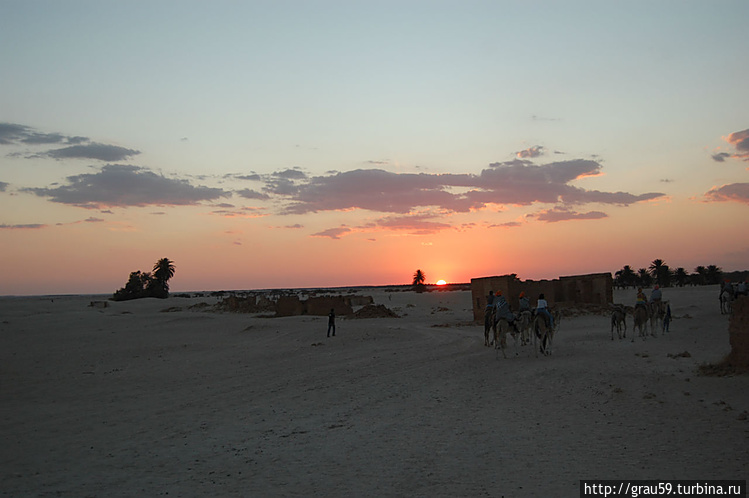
727,296,749,370
306,296,353,316
470,273,613,322
215,293,372,317
274,295,306,317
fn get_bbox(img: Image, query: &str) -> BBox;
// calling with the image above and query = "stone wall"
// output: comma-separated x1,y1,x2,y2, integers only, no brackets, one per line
471,272,613,322
306,296,353,316
275,295,306,317
727,296,749,370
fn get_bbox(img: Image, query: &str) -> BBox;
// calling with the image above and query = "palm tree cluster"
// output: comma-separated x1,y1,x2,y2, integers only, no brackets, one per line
112,258,176,301
614,259,723,289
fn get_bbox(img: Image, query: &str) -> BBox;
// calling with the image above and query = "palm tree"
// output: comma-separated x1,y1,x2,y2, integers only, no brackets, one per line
150,258,176,298
674,267,689,287
705,265,723,285
615,265,637,288
649,259,667,286
693,266,707,286
412,269,426,293
637,268,652,287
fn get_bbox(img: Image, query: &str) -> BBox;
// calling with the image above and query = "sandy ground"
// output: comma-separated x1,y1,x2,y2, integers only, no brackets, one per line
1,285,747,497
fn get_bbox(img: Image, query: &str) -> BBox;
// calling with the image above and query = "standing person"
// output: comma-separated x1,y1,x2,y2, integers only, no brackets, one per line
327,308,336,337
663,303,672,333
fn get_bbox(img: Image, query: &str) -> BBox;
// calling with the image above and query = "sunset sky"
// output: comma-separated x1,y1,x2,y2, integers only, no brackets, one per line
1,1,748,296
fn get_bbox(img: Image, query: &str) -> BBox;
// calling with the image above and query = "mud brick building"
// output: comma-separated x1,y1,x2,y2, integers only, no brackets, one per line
471,273,613,322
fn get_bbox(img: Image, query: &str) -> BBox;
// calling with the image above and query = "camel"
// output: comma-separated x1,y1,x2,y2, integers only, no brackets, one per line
493,317,512,358
483,306,496,347
534,309,559,356
610,305,627,340
720,289,733,315
516,310,533,346
650,300,668,335
632,304,649,342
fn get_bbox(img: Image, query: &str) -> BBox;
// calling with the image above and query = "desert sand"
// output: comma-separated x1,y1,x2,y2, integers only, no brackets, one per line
1,285,747,497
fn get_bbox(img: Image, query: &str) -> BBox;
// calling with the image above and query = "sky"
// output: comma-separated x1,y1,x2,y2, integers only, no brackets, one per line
1,0,748,296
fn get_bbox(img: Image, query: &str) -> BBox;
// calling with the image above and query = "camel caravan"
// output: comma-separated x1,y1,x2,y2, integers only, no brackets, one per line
472,273,608,358
470,273,699,358
482,290,561,358
625,285,672,342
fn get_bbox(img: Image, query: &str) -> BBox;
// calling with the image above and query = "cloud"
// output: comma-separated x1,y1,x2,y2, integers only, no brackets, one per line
232,173,263,181
487,221,522,229
43,143,140,162
704,183,749,204
211,206,266,218
724,128,749,161
271,159,663,216
516,145,544,159
712,152,731,162
23,164,230,209
272,168,308,180
1,122,139,161
236,188,271,200
0,122,88,146
533,207,608,223
560,188,664,205
0,181,8,192
369,214,453,235
0,223,48,230
311,226,351,239
281,169,477,214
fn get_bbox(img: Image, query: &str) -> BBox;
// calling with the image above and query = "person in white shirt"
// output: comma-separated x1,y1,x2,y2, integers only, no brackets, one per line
536,293,554,328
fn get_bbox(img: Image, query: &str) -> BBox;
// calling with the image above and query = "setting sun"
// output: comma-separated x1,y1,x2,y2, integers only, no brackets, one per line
436,280,447,286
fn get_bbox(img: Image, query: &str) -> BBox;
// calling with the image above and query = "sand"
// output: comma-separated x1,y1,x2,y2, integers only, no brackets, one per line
1,285,747,497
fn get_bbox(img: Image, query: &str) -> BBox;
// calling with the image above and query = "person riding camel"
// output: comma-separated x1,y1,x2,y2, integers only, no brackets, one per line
494,291,520,334
486,290,496,310
737,281,748,297
650,285,662,303
635,288,647,310
518,291,530,313
536,293,554,329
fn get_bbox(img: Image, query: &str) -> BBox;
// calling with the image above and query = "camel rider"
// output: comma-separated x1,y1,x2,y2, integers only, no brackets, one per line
536,293,554,328
721,281,734,299
494,291,520,334
518,292,531,313
650,285,662,303
737,281,748,297
635,288,647,310
485,290,496,313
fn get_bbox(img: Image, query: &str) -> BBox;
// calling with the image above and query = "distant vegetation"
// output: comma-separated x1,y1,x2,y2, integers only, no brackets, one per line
112,258,176,301
412,269,426,293
614,259,747,288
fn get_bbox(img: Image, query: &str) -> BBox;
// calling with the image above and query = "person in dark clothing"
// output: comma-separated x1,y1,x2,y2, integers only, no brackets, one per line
327,308,336,337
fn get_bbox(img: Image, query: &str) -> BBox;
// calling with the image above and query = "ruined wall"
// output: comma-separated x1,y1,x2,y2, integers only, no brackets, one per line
727,296,749,370
471,273,613,322
306,296,353,316
275,295,305,317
